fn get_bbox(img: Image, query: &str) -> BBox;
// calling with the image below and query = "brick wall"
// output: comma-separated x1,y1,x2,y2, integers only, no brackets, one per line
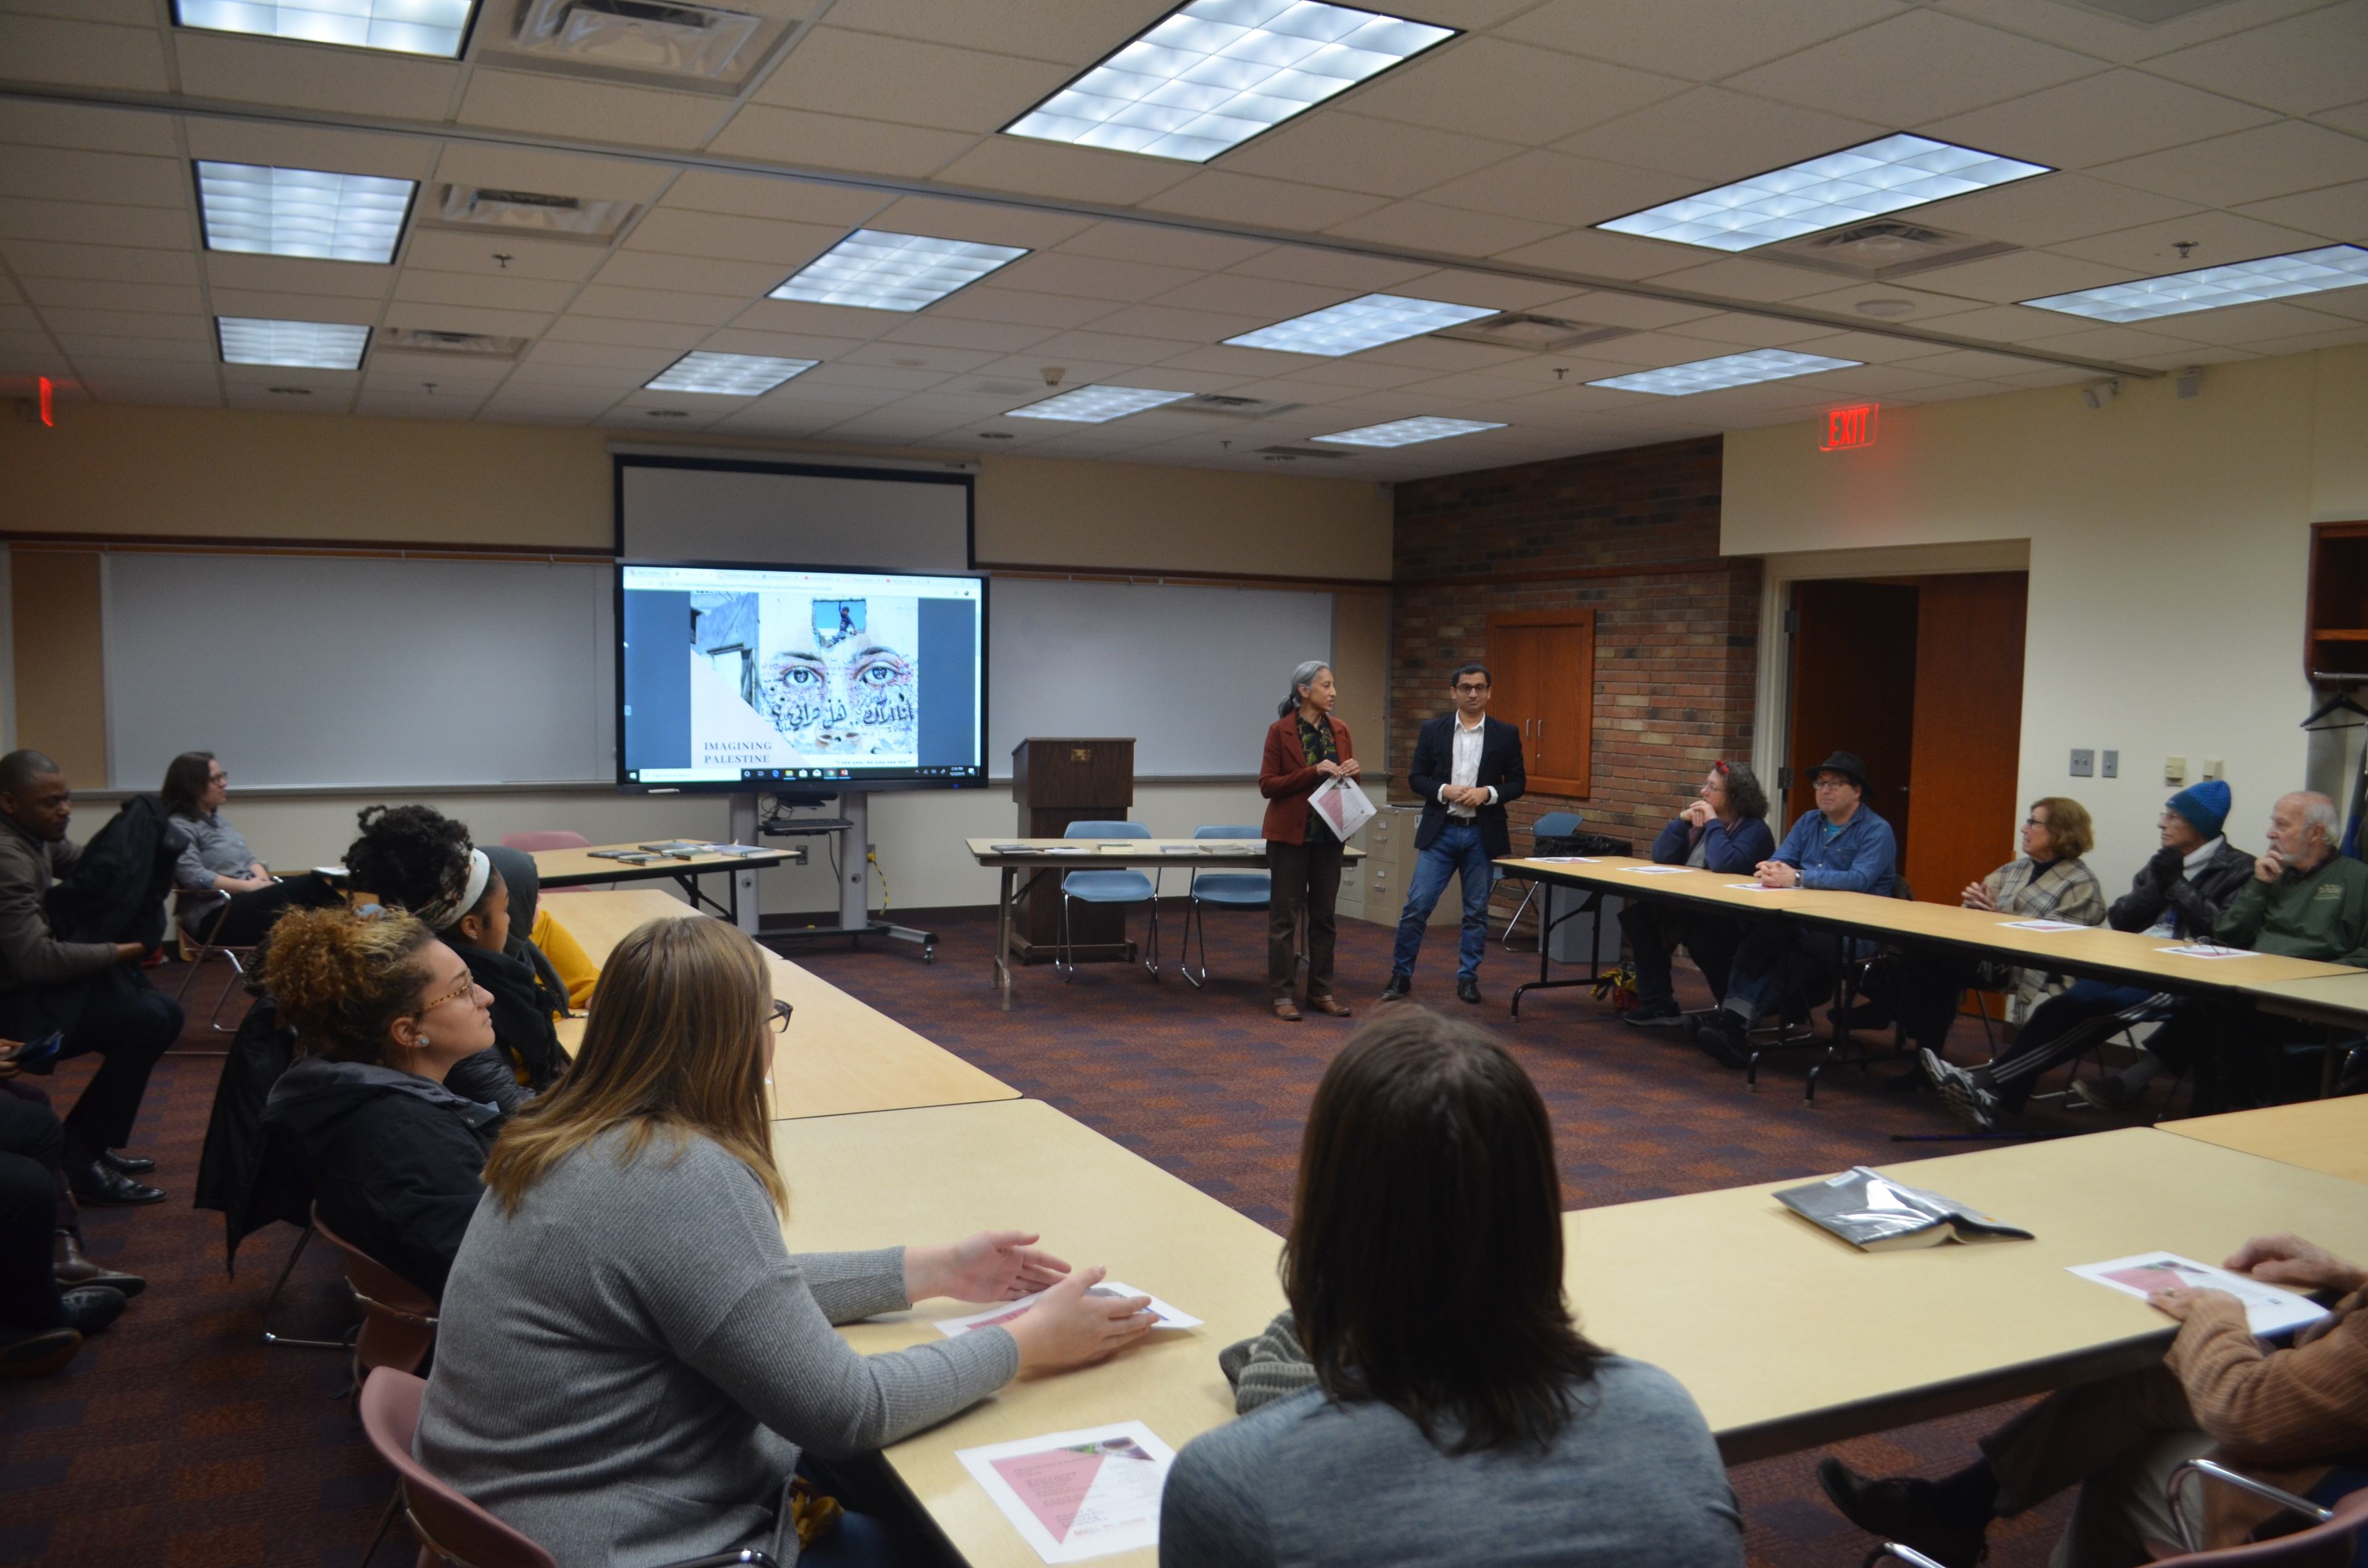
1386,437,1761,901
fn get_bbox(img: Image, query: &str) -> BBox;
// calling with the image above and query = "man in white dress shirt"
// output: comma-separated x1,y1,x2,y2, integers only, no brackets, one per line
1381,665,1526,1006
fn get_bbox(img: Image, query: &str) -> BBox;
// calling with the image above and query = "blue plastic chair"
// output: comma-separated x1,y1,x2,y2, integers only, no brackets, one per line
1501,810,1583,950
1179,825,1269,990
1058,820,1160,982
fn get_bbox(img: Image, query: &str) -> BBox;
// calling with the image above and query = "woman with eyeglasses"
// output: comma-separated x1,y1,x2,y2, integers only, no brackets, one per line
420,916,1154,1567
257,905,502,1299
161,750,338,948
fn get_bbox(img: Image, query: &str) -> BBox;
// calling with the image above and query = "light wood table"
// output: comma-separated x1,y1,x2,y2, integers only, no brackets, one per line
530,840,805,926
770,1099,1286,1568
2155,1098,2368,1184
546,890,1014,1122
2238,969,2368,1028
964,838,1362,1011
1568,1126,2368,1463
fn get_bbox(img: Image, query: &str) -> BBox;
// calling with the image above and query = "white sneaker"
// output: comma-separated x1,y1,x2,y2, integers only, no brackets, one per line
1920,1048,1997,1131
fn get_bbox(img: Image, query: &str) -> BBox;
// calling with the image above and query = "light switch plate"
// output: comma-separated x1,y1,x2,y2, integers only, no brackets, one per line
2166,757,2187,782
2102,750,2118,778
2070,748,2095,778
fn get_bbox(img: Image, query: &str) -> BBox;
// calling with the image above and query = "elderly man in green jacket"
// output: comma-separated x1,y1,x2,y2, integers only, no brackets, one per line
2082,790,2368,1109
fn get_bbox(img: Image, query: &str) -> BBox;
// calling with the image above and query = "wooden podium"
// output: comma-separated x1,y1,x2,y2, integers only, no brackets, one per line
1011,737,1135,966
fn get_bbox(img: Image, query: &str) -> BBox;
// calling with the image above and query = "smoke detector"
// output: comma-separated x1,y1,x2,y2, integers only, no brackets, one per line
1767,220,2016,281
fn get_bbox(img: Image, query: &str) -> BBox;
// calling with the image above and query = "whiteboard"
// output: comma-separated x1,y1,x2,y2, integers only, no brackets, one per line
617,456,972,571
987,578,1332,779
103,554,614,789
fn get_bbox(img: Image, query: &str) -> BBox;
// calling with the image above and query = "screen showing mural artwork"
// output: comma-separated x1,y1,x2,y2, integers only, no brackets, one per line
619,562,984,792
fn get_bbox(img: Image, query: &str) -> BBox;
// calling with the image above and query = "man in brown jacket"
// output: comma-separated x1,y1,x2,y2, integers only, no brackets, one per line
0,750,179,1205
1820,1231,2368,1566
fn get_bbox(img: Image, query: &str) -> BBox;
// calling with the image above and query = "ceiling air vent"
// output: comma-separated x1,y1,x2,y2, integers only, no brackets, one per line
489,0,792,91
1431,313,1633,353
431,184,639,241
2054,0,2239,22
1255,445,1347,461
1766,220,2016,281
381,328,531,358
1169,394,1307,419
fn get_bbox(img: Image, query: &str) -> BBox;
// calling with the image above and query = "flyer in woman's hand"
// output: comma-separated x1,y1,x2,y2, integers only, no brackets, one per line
2068,1251,2328,1335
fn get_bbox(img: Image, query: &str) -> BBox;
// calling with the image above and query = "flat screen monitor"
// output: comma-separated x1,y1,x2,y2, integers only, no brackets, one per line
617,560,985,794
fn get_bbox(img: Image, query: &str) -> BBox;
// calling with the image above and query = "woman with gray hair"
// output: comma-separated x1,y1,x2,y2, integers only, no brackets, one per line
1257,661,1360,1022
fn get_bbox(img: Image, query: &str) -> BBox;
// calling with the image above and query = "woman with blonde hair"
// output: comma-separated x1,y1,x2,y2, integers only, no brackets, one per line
417,916,1153,1567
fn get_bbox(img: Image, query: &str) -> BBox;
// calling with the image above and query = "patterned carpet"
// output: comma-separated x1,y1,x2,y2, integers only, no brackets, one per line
0,900,2123,1567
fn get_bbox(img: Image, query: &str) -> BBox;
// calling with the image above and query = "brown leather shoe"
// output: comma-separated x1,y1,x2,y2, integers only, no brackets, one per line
1305,995,1352,1017
54,1232,146,1298
1272,998,1303,1022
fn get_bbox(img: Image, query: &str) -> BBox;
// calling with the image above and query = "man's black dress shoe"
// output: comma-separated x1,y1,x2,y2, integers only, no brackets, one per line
68,1162,166,1207
1456,977,1481,1005
59,1285,128,1337
101,1150,155,1176
1379,974,1411,1003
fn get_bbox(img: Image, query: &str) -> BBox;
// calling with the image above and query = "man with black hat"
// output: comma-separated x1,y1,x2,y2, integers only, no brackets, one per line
1692,750,1896,1067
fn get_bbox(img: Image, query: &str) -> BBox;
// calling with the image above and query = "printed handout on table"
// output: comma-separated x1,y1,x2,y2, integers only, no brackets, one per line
2068,1252,2327,1336
2000,919,2086,932
934,1282,1201,1338
2155,943,2261,959
958,1422,1176,1564
1622,865,1695,876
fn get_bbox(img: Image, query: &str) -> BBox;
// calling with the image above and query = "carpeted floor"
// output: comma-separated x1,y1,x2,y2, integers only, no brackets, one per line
1,898,2142,1567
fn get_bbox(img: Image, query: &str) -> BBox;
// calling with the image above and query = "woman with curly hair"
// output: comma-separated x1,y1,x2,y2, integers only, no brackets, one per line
344,805,570,1115
257,905,500,1297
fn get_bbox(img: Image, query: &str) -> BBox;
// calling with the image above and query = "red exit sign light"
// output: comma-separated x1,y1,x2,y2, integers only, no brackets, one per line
1820,403,1878,450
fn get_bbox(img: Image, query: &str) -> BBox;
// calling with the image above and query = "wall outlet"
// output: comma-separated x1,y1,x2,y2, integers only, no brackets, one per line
2070,748,2094,778
2165,756,2187,782
2101,750,2119,779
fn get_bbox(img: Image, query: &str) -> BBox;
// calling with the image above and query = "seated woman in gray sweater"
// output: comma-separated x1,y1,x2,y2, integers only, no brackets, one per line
417,914,1154,1567
1161,1006,1746,1568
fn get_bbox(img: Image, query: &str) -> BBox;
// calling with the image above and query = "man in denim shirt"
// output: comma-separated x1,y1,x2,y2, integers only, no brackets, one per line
1692,750,1896,1067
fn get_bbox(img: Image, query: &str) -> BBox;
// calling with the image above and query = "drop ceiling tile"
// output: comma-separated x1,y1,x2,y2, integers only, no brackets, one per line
174,33,461,119
207,288,379,323
0,149,189,210
710,106,977,179
730,297,904,339
1392,269,1578,312
393,269,580,314
842,342,1003,374
932,138,1196,206
2,240,197,285
1346,38,1690,146
2008,322,2203,359
1146,271,1362,321
0,101,179,158
566,284,746,327
0,305,41,336
1319,200,1564,259
431,145,673,206
2144,1,2368,116
2235,180,2368,239
592,249,789,298
1663,312,1841,347
991,251,1207,303
1153,342,1329,377
876,314,1061,352
2221,322,2368,356
657,171,888,228
1905,173,2200,247
1139,172,1389,232
1550,89,1887,183
379,303,553,338
38,306,212,342
57,356,219,382
1352,336,1534,371
1639,255,1850,302
625,209,844,268
861,196,1093,251
1888,345,2062,377
1276,358,1440,390
1219,248,1434,293
1568,327,1767,367
1498,0,1906,81
352,394,485,421
18,278,205,316
1054,221,1270,272
927,285,1112,328
0,198,192,250
2051,210,2338,274
1081,301,1274,342
1530,290,1725,329
52,334,216,363
1922,70,2280,174
754,27,1076,133
82,381,221,407
1902,302,2091,342
401,231,605,283
1492,225,1716,281
796,362,953,393
1906,248,2146,303
184,121,437,181
0,14,169,91
2318,100,2368,138
1729,11,2102,125
206,253,396,300
1025,328,1200,365
968,351,1138,384
819,0,1172,65
523,339,679,372
458,72,725,150
505,362,643,390
2125,300,2362,345
1219,113,1523,200
2094,121,2368,208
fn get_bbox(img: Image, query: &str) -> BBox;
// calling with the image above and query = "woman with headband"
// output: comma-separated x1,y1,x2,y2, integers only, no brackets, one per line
343,806,569,1115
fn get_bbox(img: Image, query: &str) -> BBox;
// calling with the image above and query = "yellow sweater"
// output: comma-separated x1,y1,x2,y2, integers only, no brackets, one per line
530,906,600,1011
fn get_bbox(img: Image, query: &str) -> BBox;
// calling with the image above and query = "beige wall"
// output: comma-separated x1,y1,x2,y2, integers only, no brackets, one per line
1724,343,2368,894
0,403,1393,913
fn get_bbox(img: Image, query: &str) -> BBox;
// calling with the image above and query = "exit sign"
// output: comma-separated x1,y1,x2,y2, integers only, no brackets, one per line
1820,403,1878,450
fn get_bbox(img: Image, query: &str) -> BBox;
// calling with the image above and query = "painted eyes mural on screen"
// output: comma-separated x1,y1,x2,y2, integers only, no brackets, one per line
757,593,919,757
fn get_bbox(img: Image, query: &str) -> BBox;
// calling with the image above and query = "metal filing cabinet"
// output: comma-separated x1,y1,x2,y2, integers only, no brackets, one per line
1339,806,1456,927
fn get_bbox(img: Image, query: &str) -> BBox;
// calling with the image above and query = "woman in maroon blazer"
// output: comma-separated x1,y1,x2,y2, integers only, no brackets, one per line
1259,660,1359,1022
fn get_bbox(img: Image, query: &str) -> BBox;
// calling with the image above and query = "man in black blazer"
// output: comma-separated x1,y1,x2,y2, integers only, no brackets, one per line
1382,663,1526,1005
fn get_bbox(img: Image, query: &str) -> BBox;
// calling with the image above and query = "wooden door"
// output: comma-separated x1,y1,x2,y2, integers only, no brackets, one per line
1487,610,1593,795
1785,581,1917,844
1904,573,2028,906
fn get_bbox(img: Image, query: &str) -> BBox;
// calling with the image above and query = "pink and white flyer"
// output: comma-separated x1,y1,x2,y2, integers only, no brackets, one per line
957,1422,1175,1563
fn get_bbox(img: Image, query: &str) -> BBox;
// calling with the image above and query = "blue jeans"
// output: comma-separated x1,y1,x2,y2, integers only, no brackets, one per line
1390,821,1494,981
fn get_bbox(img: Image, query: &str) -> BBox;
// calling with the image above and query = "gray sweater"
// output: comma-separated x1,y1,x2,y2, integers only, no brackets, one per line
416,1127,1020,1568
1159,1357,1745,1568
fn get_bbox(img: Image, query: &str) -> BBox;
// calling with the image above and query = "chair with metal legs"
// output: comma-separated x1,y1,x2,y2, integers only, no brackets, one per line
1056,821,1161,982
1179,825,1269,989
1500,811,1584,950
173,891,269,1036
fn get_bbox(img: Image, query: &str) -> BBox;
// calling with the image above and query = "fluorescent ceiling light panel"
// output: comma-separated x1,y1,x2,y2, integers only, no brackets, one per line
644,351,817,395
1313,416,1504,446
1006,0,1455,163
195,160,416,263
217,316,370,370
1596,134,2050,253
173,0,477,57
1228,293,1495,356
1007,385,1194,422
1590,348,1860,396
770,231,1026,312
2024,244,2368,322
